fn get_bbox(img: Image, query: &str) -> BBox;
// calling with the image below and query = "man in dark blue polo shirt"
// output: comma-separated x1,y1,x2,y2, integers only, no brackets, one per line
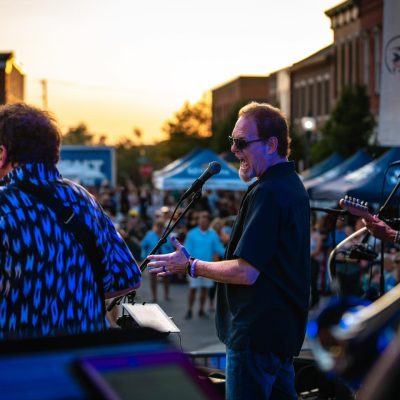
149,102,310,399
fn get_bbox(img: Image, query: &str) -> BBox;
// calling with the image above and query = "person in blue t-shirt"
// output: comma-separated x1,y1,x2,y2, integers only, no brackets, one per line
141,220,174,302
184,211,225,319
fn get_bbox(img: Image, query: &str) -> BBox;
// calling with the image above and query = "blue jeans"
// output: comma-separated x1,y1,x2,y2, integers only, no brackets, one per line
226,347,297,400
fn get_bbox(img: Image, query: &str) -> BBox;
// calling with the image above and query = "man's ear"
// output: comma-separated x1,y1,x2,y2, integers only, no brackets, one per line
267,137,278,154
0,145,8,168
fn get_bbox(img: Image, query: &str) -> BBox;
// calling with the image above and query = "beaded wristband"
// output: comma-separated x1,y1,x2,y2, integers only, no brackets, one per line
189,258,198,278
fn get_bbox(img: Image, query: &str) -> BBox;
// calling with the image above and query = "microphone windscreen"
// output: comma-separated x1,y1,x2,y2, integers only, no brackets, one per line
209,161,221,174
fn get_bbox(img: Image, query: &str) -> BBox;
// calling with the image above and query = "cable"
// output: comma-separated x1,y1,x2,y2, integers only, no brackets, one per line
177,332,184,353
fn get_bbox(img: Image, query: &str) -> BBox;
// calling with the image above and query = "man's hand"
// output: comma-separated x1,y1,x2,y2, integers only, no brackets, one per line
362,215,396,242
147,236,190,276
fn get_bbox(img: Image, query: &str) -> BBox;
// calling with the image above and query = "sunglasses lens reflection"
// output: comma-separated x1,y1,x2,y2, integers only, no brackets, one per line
229,137,247,149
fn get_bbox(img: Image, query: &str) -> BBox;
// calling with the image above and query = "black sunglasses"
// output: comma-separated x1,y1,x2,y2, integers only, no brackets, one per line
228,136,264,150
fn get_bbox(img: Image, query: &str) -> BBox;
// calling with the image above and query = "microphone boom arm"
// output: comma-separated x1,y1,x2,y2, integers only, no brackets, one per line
106,190,202,312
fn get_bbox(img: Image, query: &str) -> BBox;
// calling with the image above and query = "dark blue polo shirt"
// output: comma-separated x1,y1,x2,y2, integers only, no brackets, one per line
216,161,310,356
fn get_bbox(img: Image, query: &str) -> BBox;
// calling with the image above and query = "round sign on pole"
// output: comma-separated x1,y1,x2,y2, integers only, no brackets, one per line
139,164,153,177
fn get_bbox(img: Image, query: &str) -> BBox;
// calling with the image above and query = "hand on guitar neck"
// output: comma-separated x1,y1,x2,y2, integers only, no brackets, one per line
339,195,397,243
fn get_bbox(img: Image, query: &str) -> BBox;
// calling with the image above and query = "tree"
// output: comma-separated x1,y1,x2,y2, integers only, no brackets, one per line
162,100,211,160
211,102,246,154
310,85,376,164
115,139,141,185
288,127,307,170
62,123,94,145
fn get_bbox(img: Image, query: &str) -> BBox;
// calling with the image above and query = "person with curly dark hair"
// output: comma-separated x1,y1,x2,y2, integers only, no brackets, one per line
0,103,141,339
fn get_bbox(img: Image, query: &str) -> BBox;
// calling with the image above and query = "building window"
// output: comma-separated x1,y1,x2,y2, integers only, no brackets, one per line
324,79,330,116
354,36,359,85
293,86,300,119
307,84,313,116
317,80,322,116
348,40,353,87
342,43,346,89
313,81,318,117
301,85,306,117
374,29,381,94
363,35,370,88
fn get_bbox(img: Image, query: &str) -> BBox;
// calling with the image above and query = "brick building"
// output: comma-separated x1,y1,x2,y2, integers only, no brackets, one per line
210,0,383,145
325,0,383,115
0,52,25,104
290,46,333,133
211,76,269,127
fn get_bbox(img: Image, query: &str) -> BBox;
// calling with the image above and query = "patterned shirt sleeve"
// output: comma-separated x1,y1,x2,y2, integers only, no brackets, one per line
97,210,141,294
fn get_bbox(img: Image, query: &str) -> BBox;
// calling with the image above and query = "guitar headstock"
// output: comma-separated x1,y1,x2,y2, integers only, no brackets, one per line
339,195,373,221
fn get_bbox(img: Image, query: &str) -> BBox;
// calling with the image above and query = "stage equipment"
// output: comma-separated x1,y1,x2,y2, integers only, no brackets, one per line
308,164,400,392
121,303,180,333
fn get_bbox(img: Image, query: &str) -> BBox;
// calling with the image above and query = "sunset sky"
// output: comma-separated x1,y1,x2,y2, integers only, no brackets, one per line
1,0,340,143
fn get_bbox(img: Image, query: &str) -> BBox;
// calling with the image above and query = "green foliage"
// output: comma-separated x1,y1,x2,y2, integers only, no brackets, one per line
62,123,94,145
115,139,141,185
211,102,246,153
310,85,375,164
288,127,307,168
162,100,212,160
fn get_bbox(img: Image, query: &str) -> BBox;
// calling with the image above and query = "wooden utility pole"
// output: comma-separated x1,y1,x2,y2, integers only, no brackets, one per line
40,79,48,109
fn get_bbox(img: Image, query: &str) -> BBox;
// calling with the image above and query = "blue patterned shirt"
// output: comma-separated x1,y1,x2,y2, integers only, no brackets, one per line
0,163,141,339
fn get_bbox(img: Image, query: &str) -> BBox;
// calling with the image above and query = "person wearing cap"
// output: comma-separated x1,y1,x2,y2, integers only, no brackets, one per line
148,102,310,400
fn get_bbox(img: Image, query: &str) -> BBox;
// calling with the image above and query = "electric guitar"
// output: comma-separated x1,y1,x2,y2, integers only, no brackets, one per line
339,195,376,223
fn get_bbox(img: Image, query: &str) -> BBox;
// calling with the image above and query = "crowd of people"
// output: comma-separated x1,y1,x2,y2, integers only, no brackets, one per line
91,177,400,317
310,210,400,307
89,181,242,316
3,101,400,399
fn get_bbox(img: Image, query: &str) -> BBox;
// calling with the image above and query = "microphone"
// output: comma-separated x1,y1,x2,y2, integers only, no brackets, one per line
181,161,221,200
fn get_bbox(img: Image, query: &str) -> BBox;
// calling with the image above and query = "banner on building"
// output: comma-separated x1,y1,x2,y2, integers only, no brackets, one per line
378,0,400,146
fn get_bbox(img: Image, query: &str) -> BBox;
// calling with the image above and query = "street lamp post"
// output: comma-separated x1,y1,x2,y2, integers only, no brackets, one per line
301,116,316,170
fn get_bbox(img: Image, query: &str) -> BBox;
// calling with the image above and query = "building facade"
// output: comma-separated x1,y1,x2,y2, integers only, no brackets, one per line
325,0,383,115
210,0,383,146
268,68,291,119
211,76,269,127
0,52,25,104
290,46,333,133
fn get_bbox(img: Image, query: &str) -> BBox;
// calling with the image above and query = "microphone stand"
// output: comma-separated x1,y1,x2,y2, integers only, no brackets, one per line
107,190,202,312
139,190,202,273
